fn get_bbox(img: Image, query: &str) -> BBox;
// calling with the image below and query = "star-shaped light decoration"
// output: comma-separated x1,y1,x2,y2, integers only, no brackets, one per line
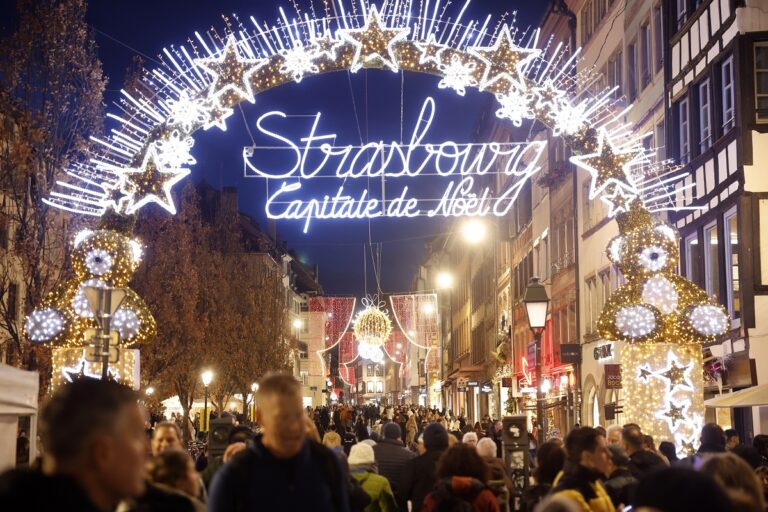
195,34,267,105
202,99,234,131
661,359,692,389
310,31,346,62
532,80,566,112
120,145,190,215
413,33,448,66
469,25,540,92
601,184,638,217
663,401,686,427
638,366,653,381
570,129,643,200
338,5,410,72
102,178,132,212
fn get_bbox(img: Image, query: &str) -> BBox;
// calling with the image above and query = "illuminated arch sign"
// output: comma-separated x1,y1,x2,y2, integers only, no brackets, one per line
247,97,547,231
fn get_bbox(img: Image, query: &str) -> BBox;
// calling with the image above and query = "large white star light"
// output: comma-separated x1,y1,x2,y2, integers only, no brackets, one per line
469,25,540,92
195,34,267,105
120,145,190,215
570,129,643,200
414,34,448,66
310,31,346,62
338,5,410,72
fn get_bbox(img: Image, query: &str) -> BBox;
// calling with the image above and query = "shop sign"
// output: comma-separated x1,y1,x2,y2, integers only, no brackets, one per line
467,380,480,387
605,364,622,389
457,387,467,392
480,383,493,393
527,342,537,366
593,343,613,360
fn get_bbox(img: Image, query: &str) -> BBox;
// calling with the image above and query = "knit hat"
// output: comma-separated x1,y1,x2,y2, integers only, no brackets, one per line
423,423,449,450
382,422,402,440
348,442,376,466
360,439,377,447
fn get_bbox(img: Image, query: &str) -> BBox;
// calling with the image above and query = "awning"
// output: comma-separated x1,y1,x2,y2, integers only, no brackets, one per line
704,384,768,408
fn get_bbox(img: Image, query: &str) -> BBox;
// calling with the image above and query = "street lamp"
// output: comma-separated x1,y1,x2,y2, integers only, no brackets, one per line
523,276,550,447
436,271,454,290
145,386,155,396
461,218,487,245
292,318,303,330
250,382,259,423
201,370,213,434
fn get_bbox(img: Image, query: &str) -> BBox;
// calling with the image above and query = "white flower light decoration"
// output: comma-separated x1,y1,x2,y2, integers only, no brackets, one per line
166,91,210,132
495,92,534,127
25,308,64,342
438,55,477,96
279,45,320,82
615,305,657,339
638,245,668,272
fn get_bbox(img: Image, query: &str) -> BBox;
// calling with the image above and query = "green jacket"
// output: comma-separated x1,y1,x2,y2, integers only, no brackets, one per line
352,470,397,512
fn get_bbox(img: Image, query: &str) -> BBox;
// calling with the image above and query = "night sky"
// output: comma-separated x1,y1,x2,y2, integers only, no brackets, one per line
1,1,550,297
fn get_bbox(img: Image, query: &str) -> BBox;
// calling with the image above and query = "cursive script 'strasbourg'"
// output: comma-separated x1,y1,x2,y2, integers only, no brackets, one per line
244,97,546,232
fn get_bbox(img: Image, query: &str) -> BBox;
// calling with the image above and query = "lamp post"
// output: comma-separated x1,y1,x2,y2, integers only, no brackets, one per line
436,271,454,410
523,276,550,448
250,382,258,423
201,370,213,434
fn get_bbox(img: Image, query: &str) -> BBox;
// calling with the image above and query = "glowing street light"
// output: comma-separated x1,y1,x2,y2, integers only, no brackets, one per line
422,302,435,315
145,386,155,396
461,218,487,244
201,370,213,434
292,318,303,330
436,272,454,290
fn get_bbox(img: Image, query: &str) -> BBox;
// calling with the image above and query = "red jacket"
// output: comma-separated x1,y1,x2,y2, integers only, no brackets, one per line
422,476,499,512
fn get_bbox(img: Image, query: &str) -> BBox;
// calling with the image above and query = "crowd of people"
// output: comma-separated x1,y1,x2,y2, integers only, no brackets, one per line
1,374,767,512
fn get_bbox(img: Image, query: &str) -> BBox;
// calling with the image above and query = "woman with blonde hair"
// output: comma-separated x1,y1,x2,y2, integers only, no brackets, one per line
701,453,766,512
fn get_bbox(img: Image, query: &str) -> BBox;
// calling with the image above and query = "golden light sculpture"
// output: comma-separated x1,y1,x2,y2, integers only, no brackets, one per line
51,346,140,391
598,204,730,454
353,297,393,347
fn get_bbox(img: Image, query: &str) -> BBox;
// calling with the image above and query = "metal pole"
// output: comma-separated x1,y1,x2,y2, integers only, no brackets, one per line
535,331,544,447
203,386,209,434
101,287,112,380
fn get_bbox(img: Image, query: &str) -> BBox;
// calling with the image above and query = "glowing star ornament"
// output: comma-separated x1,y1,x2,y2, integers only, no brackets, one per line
413,34,448,66
661,359,692,389
662,401,686,427
469,25,540,92
438,55,477,96
310,31,346,61
601,185,637,217
338,6,410,72
570,129,643,200
120,146,191,215
531,80,566,112
195,34,267,105
202,99,234,131
166,90,210,132
279,44,321,82
638,366,653,381
495,92,534,127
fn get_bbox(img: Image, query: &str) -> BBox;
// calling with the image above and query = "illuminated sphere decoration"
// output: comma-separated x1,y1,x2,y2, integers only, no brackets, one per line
353,297,393,348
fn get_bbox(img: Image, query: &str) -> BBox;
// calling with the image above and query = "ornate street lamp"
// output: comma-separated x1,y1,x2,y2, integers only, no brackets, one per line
523,276,549,447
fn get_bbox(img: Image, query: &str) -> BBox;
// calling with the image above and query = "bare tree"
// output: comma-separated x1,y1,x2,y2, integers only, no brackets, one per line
0,0,106,377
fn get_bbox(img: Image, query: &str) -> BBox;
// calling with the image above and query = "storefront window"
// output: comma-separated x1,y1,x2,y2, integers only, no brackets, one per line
724,209,740,325
704,222,721,300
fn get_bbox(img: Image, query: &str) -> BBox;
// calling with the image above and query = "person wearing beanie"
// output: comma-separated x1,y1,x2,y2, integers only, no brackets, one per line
348,443,397,512
603,445,637,508
402,423,449,512
373,422,416,511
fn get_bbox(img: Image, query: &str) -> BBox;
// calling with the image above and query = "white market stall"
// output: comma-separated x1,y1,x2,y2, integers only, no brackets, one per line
0,364,38,472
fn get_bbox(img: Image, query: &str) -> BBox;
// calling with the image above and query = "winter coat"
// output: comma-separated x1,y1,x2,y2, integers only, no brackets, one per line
405,416,418,446
0,469,104,512
401,448,445,512
422,476,500,512
373,438,417,510
118,482,203,512
603,467,637,507
352,470,398,512
627,449,666,479
552,463,614,512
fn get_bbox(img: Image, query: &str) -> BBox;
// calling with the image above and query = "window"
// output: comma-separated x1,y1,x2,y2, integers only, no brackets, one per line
599,271,611,311
685,233,702,286
724,208,741,325
585,277,596,334
299,371,308,385
627,41,637,101
656,121,666,160
654,5,663,72
641,22,651,88
375,381,384,393
367,364,374,377
704,222,721,300
582,1,593,44
699,80,711,152
375,364,383,376
755,43,768,123
608,50,623,99
7,283,18,321
722,56,735,132
677,0,687,29
679,97,690,163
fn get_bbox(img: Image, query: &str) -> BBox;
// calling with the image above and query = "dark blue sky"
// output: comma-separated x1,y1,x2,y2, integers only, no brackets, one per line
2,1,550,296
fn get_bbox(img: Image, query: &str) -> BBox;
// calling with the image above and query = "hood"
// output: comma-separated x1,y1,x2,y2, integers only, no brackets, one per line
436,476,486,498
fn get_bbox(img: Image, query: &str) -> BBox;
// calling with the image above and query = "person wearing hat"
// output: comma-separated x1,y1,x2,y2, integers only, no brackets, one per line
603,445,637,508
349,443,397,512
402,423,449,512
373,423,416,511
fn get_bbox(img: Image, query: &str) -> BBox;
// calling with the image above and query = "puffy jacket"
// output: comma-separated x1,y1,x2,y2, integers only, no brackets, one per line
372,438,416,510
422,476,500,512
552,463,614,512
352,470,397,512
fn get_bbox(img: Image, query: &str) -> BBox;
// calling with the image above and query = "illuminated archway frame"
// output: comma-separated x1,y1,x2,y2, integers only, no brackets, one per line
44,1,690,220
